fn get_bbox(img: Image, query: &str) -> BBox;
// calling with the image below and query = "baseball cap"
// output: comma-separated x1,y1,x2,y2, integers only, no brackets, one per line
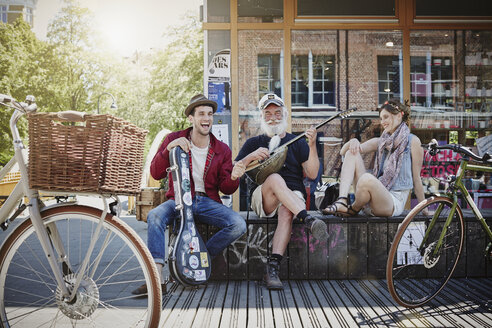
258,93,284,110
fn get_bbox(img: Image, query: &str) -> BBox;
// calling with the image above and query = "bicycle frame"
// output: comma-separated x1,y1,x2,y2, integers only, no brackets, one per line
0,103,110,302
419,158,492,257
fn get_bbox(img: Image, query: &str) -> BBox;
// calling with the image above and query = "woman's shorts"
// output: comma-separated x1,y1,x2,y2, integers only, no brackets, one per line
362,188,410,217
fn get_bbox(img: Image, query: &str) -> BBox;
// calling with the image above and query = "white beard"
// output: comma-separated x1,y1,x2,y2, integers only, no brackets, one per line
260,118,287,138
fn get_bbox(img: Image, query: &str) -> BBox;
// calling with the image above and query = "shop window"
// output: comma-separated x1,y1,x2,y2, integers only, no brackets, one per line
206,0,230,23
409,55,454,109
258,54,281,100
291,55,308,106
416,0,492,17
238,0,283,23
0,6,7,23
298,0,395,16
291,54,336,108
377,56,402,104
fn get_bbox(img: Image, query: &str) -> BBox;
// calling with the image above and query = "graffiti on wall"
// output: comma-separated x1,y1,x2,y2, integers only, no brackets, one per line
223,223,346,268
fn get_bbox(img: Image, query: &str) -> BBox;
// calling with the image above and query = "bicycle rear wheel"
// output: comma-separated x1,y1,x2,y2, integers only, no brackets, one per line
386,196,464,308
0,205,161,327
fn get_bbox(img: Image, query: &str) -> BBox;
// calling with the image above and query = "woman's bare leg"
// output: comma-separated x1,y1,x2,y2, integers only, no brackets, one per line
352,173,394,216
326,151,366,213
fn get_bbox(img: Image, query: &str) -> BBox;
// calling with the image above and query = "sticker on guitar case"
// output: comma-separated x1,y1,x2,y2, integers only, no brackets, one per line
183,192,192,206
183,267,194,279
186,208,193,219
180,152,187,158
188,222,196,236
190,237,200,252
200,252,209,267
182,231,191,242
181,252,186,266
182,179,191,192
189,255,199,269
195,270,206,281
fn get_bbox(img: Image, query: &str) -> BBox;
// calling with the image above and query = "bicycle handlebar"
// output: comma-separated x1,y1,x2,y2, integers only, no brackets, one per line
422,141,492,163
0,94,37,113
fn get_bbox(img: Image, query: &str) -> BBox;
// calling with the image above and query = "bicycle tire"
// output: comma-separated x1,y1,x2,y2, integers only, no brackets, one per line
386,196,464,308
0,205,161,327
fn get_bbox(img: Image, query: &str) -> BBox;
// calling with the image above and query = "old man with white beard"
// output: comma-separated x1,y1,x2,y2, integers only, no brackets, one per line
234,93,328,290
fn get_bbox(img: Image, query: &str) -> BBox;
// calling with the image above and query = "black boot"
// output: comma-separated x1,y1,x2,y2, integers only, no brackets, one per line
263,258,283,290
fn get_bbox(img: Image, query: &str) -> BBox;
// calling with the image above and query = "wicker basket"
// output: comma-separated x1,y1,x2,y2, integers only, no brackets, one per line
28,112,147,195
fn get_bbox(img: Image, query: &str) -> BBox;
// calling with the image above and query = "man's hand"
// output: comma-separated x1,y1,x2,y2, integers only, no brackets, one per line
251,147,270,161
167,137,192,152
306,126,316,147
231,160,246,180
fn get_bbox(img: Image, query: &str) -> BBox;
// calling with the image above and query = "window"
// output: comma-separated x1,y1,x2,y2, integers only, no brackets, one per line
312,55,336,106
238,0,283,23
258,54,281,100
298,0,395,16
25,7,33,26
291,55,308,106
0,6,7,23
377,56,402,104
290,54,336,108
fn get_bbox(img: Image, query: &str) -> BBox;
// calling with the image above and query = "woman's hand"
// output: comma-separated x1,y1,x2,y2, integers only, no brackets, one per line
348,138,361,155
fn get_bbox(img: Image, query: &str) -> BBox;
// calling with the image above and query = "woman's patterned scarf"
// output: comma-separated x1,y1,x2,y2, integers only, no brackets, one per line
373,122,410,189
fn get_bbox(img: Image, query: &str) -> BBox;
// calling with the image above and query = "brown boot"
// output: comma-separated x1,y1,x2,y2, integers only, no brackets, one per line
263,259,283,290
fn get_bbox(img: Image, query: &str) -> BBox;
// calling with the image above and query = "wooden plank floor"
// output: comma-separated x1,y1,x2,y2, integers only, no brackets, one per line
159,278,492,328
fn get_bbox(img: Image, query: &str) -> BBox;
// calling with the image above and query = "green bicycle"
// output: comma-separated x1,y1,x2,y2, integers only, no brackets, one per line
386,141,492,308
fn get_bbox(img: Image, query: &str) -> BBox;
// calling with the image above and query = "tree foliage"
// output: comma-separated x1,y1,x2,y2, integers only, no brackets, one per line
0,18,45,165
146,14,204,142
0,2,204,166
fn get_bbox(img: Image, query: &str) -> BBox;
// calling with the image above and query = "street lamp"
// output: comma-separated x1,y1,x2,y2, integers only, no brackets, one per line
97,92,118,114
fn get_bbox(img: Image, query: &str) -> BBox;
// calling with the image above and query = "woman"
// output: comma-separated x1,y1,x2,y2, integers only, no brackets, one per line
322,99,426,217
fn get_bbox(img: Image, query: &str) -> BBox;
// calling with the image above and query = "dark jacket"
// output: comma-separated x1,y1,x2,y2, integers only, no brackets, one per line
150,127,239,203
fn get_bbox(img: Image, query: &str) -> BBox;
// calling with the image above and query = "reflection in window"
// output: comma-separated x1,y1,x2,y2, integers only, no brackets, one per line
377,56,402,104
238,0,283,23
258,54,281,99
291,55,308,106
291,54,336,108
313,55,336,106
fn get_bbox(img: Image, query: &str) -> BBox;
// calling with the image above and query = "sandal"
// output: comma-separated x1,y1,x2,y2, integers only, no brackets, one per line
321,196,349,216
346,204,361,217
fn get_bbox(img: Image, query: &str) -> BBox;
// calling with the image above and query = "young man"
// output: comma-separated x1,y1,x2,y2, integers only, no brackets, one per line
132,94,247,295
234,93,328,290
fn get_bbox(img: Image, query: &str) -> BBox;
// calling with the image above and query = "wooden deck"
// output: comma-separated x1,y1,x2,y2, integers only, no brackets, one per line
159,278,492,328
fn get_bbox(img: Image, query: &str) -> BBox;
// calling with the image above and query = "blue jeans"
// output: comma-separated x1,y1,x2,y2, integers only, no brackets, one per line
147,195,246,264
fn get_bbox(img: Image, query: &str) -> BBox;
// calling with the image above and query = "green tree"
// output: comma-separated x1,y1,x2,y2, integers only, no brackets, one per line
0,18,45,165
40,0,110,113
147,14,204,142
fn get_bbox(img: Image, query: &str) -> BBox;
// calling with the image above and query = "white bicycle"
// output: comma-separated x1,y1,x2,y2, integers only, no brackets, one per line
0,94,161,327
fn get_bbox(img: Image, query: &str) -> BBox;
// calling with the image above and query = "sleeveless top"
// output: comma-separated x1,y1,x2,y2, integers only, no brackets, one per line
376,134,414,191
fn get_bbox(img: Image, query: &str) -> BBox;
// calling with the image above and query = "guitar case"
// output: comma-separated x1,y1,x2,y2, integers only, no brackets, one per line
167,146,212,286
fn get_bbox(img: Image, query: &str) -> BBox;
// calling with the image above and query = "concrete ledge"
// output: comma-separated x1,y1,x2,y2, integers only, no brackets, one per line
199,209,492,280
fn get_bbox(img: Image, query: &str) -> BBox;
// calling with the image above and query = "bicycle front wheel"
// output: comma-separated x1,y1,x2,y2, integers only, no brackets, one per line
386,196,464,308
0,205,161,327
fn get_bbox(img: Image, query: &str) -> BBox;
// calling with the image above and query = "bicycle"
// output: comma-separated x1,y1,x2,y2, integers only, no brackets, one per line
386,140,492,308
0,94,162,327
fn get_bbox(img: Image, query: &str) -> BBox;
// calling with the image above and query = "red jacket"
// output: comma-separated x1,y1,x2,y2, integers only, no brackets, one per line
150,127,239,203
